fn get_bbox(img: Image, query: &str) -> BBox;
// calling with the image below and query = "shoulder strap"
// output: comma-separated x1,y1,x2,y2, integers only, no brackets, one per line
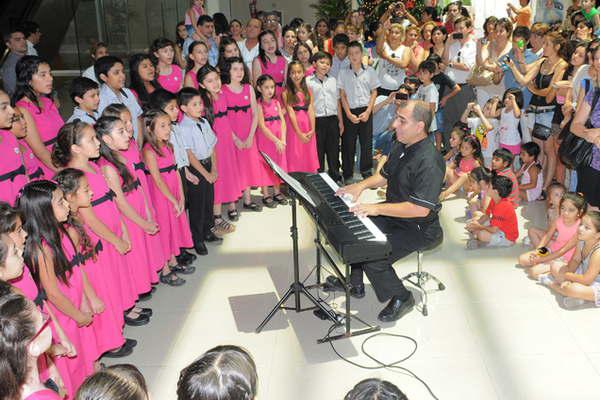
584,79,591,96
591,88,600,112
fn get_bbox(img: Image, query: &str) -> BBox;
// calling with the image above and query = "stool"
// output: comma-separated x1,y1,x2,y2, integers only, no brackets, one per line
402,237,445,316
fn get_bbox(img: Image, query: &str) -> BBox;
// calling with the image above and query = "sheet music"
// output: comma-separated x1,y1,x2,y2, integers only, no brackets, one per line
260,152,316,207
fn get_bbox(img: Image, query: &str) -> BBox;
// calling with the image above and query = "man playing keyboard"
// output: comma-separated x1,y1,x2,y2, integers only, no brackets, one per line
331,100,445,322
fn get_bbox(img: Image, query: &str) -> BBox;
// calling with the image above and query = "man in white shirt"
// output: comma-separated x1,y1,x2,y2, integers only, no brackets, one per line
442,16,476,150
238,18,262,77
20,21,41,56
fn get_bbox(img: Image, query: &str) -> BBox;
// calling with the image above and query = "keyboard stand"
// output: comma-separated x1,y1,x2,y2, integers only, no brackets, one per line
309,226,381,343
255,191,341,334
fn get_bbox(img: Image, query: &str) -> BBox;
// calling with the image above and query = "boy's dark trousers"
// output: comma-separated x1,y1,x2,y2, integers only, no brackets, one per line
342,106,373,181
315,115,341,181
186,159,214,246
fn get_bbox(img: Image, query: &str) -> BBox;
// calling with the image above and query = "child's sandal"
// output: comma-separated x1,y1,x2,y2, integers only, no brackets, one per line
227,209,240,221
215,217,236,233
273,193,288,205
262,196,277,208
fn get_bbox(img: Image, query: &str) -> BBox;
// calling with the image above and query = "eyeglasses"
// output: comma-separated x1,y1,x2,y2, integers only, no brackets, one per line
29,312,50,344
265,18,279,23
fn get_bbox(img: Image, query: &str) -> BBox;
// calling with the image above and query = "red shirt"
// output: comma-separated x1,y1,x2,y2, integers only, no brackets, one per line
497,168,519,207
486,198,519,242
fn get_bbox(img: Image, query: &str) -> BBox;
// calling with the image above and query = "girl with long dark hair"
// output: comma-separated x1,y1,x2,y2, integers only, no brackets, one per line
129,53,161,108
252,30,287,100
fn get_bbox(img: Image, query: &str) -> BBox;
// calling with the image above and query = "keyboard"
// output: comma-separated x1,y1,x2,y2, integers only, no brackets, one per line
300,173,392,264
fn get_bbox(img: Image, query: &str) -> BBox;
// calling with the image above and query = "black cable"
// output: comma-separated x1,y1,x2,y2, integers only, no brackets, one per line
323,325,440,400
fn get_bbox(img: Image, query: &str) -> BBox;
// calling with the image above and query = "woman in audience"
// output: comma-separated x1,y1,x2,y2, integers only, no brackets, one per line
344,378,408,400
475,18,512,106
375,8,411,96
571,44,600,210
177,345,257,400
75,364,149,400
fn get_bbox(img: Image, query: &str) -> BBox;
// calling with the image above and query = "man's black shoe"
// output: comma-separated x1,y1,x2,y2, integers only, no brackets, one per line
377,294,415,322
204,232,223,243
176,253,193,266
350,284,365,299
180,249,197,261
194,242,208,255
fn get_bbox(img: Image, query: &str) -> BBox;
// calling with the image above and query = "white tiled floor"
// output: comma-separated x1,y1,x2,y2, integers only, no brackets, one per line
110,191,600,400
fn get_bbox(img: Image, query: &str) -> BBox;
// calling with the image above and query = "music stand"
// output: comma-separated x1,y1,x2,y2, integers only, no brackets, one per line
255,154,341,333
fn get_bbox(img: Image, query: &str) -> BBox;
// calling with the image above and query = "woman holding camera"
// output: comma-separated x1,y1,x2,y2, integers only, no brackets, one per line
375,4,411,96
442,16,476,150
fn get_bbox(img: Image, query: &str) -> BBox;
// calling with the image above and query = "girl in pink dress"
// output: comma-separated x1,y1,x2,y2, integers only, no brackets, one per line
198,66,242,228
293,42,316,77
152,38,184,94
252,30,288,101
184,41,209,89
19,180,100,398
142,109,192,286
256,75,288,208
51,121,148,328
14,56,63,178
55,168,137,362
283,61,319,173
95,117,162,295
0,90,27,204
101,104,171,276
222,57,269,211
0,292,63,400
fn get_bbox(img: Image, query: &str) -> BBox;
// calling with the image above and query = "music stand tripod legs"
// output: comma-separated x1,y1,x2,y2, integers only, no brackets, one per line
255,192,339,333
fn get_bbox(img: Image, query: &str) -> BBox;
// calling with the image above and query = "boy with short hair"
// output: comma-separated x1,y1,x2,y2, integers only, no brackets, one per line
330,33,350,79
415,60,439,140
491,148,520,206
338,41,380,181
177,87,218,255
428,53,461,149
96,55,144,139
67,77,100,124
307,51,343,182
466,174,518,249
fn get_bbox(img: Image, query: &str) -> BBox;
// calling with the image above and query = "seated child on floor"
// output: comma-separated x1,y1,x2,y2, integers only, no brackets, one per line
466,166,492,219
440,135,483,200
516,142,543,203
443,126,466,164
526,182,566,246
519,192,586,279
461,100,497,168
491,148,520,206
466,174,518,249
539,211,600,309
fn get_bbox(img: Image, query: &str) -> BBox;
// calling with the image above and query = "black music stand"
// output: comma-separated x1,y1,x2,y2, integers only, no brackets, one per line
255,154,380,343
255,154,341,334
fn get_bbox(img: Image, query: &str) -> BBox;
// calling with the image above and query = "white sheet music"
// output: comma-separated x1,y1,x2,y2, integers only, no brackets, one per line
319,173,387,242
261,152,316,207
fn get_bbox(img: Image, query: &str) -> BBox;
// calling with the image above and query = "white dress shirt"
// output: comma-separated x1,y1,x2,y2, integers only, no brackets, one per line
337,64,380,109
306,73,339,118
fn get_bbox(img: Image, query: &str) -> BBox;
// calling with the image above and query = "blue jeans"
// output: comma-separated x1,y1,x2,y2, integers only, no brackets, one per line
373,130,394,156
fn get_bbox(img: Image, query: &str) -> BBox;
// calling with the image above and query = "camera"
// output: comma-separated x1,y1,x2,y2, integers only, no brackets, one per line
396,92,409,100
537,247,549,256
452,32,463,40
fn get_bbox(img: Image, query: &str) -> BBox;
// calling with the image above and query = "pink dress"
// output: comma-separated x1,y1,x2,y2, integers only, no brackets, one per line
284,92,318,173
454,156,477,176
79,228,125,359
259,55,286,100
258,99,287,185
19,138,44,181
212,94,243,204
45,235,96,399
9,266,39,301
157,64,183,93
185,70,199,89
0,129,28,204
98,159,155,295
121,141,167,273
24,389,63,400
16,97,63,178
143,143,193,259
223,84,270,187
83,164,137,311
549,216,580,262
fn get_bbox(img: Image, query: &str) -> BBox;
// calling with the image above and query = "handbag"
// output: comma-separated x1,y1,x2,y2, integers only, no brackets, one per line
531,109,554,141
558,88,599,169
466,65,495,87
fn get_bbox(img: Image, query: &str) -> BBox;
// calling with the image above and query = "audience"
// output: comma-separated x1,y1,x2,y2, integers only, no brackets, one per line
1,2,600,398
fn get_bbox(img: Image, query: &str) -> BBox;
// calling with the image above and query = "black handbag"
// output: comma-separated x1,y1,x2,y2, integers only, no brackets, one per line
532,109,554,141
558,88,599,170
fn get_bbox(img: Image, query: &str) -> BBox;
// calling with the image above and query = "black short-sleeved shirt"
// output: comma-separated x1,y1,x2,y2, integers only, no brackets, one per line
432,72,456,102
380,138,445,224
